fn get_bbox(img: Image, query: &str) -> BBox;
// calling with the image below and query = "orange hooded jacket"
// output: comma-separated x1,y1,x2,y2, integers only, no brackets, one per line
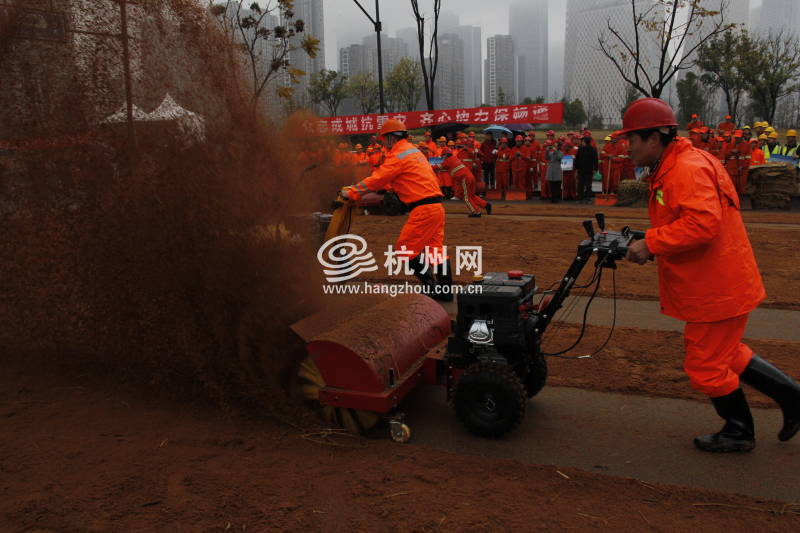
644,137,765,323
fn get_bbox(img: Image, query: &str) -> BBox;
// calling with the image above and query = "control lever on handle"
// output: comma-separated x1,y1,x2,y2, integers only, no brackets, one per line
595,213,606,231
582,219,595,240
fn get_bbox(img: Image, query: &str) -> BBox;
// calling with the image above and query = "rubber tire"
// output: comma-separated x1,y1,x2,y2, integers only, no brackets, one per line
452,363,527,438
523,350,548,398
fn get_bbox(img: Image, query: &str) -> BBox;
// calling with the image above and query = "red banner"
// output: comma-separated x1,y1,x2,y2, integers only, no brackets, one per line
305,102,564,136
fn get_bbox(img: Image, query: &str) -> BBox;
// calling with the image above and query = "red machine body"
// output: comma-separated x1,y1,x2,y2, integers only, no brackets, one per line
301,294,451,413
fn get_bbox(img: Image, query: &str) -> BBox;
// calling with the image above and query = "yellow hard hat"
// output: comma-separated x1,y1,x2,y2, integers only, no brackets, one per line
766,126,775,133
447,140,455,146
604,135,612,141
787,129,797,137
758,133,768,140
768,131,779,139
742,125,750,130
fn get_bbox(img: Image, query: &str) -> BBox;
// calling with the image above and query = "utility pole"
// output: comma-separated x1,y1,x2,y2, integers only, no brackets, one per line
352,0,385,113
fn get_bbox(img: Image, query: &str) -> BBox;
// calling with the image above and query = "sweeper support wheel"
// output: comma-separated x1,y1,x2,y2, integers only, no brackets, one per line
292,293,451,437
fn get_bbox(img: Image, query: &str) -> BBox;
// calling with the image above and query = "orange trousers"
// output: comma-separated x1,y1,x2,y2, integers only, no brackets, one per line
453,177,488,214
495,161,510,192
683,313,754,398
396,203,445,262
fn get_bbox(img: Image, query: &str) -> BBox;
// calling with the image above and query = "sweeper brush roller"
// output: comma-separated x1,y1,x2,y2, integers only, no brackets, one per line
294,294,451,434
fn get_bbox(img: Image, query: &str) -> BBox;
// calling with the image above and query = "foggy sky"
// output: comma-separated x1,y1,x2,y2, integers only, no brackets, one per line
324,0,566,70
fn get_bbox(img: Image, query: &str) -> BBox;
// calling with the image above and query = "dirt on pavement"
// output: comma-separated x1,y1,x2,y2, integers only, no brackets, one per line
4,360,800,533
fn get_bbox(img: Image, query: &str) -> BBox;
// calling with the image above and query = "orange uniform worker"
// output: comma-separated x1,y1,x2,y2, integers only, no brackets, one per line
345,119,451,300
686,113,703,131
511,135,528,191
718,115,735,133
599,136,613,193
526,134,542,193
560,138,578,200
750,137,765,165
494,137,513,193
433,151,491,217
622,98,800,453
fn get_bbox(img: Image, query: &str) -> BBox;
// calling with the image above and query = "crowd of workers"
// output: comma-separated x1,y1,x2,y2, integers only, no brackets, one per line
328,115,799,213
685,115,799,194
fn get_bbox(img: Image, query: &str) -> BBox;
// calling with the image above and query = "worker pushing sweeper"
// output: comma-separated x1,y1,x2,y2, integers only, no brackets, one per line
621,97,800,453
342,119,452,301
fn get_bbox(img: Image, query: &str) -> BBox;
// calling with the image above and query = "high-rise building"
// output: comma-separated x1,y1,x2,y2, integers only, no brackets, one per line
510,0,548,101
286,0,325,98
485,35,516,106
439,12,482,107
564,0,663,126
339,43,367,79
396,27,420,59
362,34,409,80
435,33,465,109
757,0,800,37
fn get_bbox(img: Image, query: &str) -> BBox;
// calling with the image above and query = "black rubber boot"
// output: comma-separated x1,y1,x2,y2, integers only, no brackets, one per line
409,254,437,297
433,259,453,302
694,388,755,453
485,202,493,215
740,354,800,441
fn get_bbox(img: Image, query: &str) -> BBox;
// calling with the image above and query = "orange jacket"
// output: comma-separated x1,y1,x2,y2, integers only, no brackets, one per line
433,153,474,184
750,147,765,165
351,138,443,204
644,137,765,323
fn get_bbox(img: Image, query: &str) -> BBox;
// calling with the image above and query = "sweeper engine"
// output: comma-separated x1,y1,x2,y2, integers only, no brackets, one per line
444,213,644,438
445,270,546,438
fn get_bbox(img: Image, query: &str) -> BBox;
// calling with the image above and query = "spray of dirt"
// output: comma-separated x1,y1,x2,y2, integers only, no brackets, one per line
0,0,355,414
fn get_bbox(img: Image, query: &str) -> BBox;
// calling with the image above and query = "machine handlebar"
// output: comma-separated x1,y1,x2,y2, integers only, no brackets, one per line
578,217,645,263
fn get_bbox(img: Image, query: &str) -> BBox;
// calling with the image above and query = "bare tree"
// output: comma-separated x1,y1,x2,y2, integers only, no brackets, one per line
410,0,441,111
598,0,735,99
209,1,320,103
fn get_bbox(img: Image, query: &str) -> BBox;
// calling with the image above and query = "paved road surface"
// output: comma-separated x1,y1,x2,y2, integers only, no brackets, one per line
402,384,800,502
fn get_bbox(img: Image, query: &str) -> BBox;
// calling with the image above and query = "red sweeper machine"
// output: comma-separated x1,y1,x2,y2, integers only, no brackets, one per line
291,193,644,442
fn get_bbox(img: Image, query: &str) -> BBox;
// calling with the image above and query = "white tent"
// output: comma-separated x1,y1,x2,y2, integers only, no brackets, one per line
145,93,206,145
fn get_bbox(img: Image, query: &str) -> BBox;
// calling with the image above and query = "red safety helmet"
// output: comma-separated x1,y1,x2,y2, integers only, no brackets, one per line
546,129,555,136
616,98,677,136
499,137,508,143
378,119,407,137
725,115,732,120
514,134,523,141
691,113,698,118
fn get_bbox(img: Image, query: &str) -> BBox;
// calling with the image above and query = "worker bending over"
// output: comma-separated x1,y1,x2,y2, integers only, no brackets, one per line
344,119,452,301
